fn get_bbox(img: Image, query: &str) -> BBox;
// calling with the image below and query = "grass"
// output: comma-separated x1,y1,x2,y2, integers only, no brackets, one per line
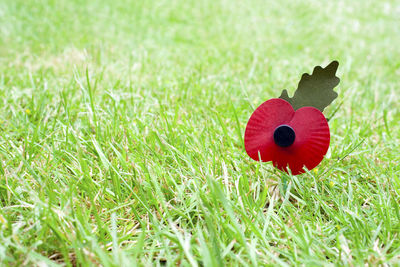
0,0,399,265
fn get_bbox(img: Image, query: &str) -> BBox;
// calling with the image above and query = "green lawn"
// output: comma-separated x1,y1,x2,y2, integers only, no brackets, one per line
0,0,399,265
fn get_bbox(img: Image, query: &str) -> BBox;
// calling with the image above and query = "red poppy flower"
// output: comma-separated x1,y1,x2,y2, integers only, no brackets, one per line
244,98,330,175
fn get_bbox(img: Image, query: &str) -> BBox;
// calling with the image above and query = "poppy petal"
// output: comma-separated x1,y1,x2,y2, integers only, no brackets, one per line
244,98,294,162
273,107,330,174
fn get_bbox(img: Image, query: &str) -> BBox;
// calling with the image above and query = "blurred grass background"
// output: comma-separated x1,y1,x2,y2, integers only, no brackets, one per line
0,0,399,265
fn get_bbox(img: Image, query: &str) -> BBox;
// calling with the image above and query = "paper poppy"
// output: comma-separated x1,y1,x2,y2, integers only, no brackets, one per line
244,98,330,175
244,61,340,175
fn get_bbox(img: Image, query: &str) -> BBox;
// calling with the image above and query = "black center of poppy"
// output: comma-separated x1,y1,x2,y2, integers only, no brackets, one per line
273,125,295,147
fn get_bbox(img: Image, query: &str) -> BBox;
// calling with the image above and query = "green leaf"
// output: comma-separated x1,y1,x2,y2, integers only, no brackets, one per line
279,61,340,111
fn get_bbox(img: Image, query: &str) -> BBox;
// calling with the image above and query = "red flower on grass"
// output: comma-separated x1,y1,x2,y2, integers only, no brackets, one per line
244,98,330,175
